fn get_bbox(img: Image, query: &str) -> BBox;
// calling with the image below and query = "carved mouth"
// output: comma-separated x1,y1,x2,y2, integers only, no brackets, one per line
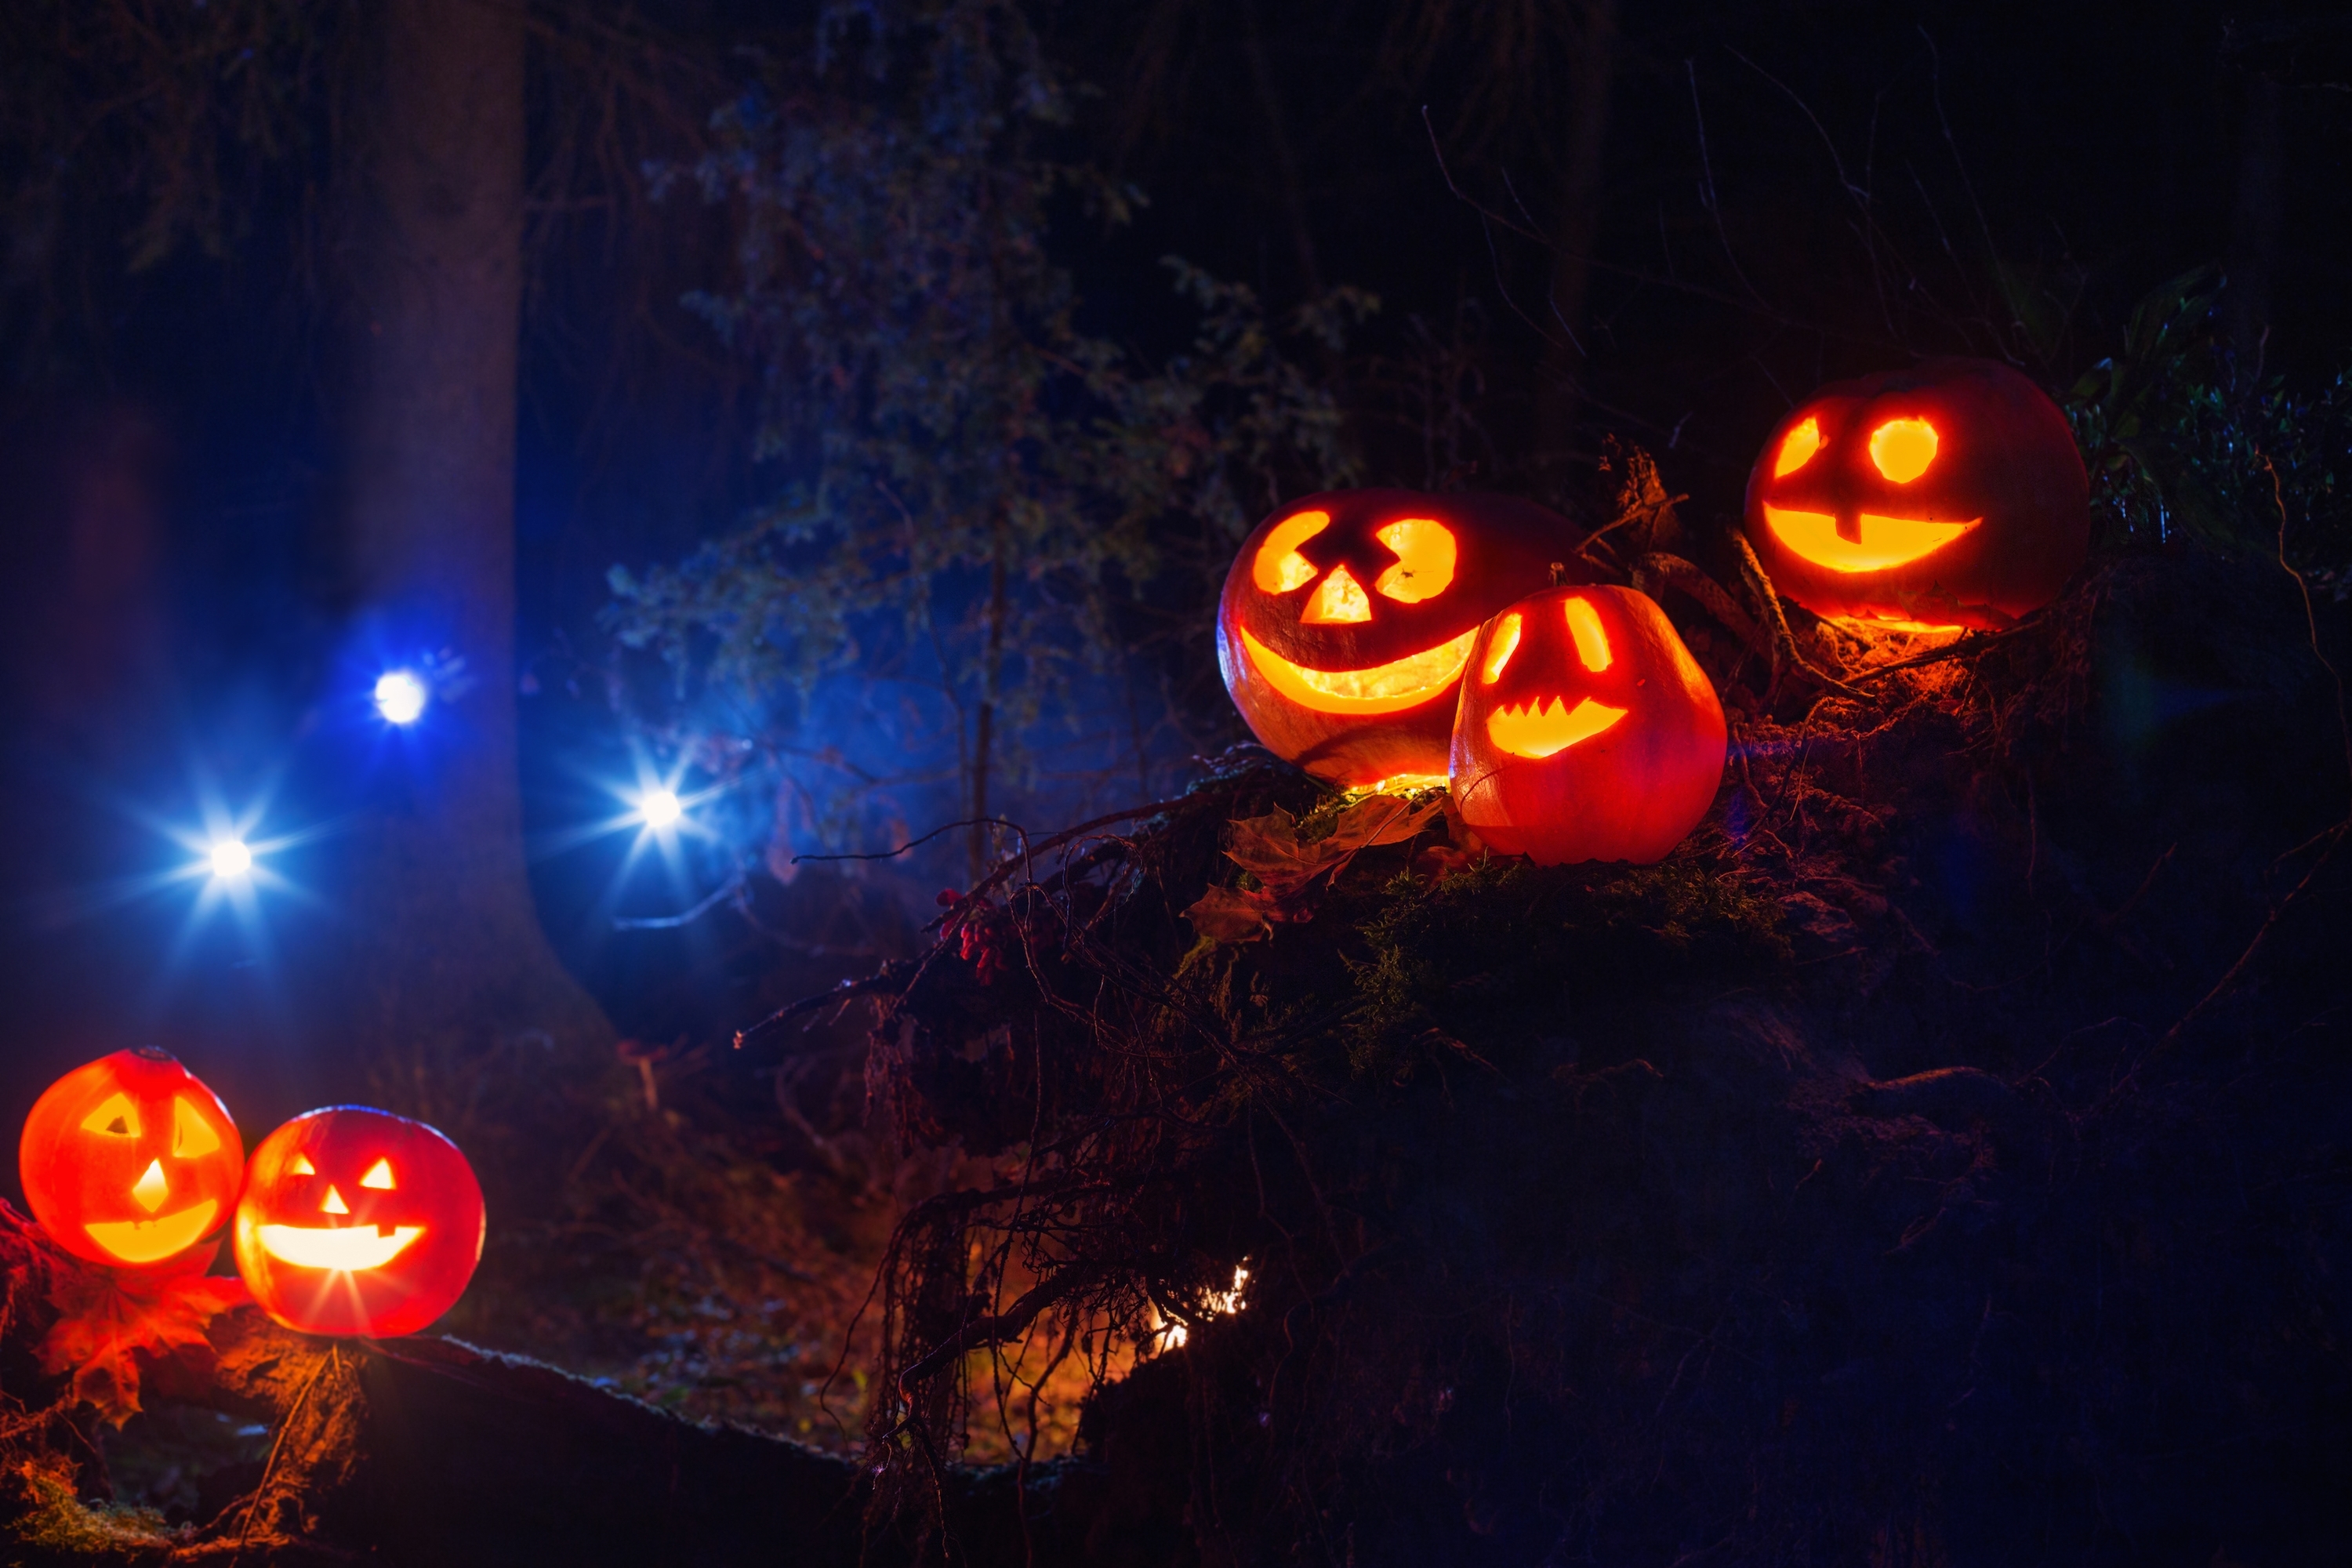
256,1223,425,1272
1486,696,1627,759
1240,626,1478,715
85,1200,219,1265
1762,505,1980,573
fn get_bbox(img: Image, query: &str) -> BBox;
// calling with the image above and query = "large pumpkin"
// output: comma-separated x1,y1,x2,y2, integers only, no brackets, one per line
232,1106,485,1338
1742,358,2088,631
1449,586,1726,865
18,1047,243,1272
1217,488,1580,787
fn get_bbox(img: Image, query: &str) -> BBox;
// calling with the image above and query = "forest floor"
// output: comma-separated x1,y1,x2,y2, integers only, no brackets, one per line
11,531,2352,1565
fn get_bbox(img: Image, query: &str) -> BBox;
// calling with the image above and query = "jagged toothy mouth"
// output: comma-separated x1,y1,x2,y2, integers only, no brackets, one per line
1485,695,1628,759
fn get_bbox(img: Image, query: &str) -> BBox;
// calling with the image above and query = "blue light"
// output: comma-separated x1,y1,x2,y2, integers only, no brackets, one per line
638,789,684,829
374,670,428,726
208,839,255,880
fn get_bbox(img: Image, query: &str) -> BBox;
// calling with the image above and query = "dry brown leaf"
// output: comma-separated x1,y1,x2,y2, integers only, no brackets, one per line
1190,793,1446,945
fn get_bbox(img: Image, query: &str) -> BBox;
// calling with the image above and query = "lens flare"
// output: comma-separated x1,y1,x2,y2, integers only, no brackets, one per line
374,670,428,725
209,840,255,879
639,790,684,830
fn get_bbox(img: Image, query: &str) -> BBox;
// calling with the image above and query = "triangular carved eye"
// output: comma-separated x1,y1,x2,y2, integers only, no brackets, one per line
360,1158,396,1191
287,1152,317,1177
80,1093,140,1138
173,1096,221,1159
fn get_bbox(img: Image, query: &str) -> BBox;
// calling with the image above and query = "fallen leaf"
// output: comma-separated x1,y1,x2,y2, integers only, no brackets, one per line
1194,793,1446,945
1181,884,1280,944
39,1264,251,1427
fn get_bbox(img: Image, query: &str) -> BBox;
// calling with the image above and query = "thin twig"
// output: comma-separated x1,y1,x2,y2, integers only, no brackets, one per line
231,1344,337,1566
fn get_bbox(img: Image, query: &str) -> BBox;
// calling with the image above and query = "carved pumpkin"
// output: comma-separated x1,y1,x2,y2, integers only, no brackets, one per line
1449,586,1726,865
1217,488,1581,787
18,1048,242,1272
232,1106,485,1338
1742,358,2089,631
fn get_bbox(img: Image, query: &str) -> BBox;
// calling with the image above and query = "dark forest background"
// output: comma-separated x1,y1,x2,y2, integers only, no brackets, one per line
0,0,2345,1377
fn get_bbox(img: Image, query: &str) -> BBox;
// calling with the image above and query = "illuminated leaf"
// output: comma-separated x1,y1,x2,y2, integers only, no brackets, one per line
38,1265,250,1427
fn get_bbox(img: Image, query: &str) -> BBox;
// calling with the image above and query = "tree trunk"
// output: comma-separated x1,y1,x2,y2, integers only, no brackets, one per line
1531,0,1618,462
2222,73,2281,386
336,0,608,1080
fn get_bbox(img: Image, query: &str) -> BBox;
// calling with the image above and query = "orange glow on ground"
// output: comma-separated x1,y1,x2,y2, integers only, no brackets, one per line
1252,510,1330,593
1482,612,1523,683
1372,518,1457,602
1302,563,1372,623
1762,505,1978,572
1773,417,1824,477
1868,418,1940,482
1370,772,1449,793
1831,614,1968,640
1564,597,1613,672
1485,695,1628,758
1240,626,1477,714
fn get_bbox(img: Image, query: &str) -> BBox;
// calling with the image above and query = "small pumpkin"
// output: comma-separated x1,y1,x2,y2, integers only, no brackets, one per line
232,1106,485,1338
1449,586,1726,865
1217,488,1581,787
1743,358,2088,631
18,1048,242,1272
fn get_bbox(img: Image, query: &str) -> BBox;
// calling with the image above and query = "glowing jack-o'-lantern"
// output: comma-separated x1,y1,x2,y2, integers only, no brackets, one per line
18,1048,243,1273
231,1106,485,1338
1743,358,2089,632
1449,586,1726,865
1217,488,1581,787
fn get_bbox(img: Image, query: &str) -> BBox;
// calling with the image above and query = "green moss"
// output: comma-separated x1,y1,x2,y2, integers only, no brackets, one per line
1336,851,1788,1080
3,1469,176,1565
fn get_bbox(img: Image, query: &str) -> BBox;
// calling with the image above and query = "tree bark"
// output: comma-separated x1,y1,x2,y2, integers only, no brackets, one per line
336,0,608,1076
1530,0,1617,462
2222,73,2281,385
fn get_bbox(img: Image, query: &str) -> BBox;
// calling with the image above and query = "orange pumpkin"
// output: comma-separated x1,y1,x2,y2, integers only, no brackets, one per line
1217,488,1580,787
18,1048,243,1273
1449,586,1726,865
1742,358,2088,631
232,1106,485,1338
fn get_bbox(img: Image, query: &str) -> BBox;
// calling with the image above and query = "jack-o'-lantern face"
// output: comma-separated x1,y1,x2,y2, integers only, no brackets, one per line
1744,357,2089,632
232,1106,485,1338
1449,586,1726,866
1217,489,1579,786
18,1048,242,1272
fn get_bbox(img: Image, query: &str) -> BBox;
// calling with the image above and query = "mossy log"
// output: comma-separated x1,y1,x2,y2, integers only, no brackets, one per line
0,1205,1086,1566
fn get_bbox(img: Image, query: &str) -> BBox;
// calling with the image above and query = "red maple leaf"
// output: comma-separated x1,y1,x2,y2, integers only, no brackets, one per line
38,1262,250,1427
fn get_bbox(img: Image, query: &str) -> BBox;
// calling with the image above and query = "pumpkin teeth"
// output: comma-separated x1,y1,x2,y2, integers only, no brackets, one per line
1484,695,1628,759
1762,505,1979,572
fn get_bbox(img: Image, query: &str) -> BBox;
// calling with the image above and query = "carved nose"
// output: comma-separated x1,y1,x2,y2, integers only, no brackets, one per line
132,1159,169,1213
321,1185,350,1215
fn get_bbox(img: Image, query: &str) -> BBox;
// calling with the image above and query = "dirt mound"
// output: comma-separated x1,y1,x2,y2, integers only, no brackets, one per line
845,541,2352,1564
